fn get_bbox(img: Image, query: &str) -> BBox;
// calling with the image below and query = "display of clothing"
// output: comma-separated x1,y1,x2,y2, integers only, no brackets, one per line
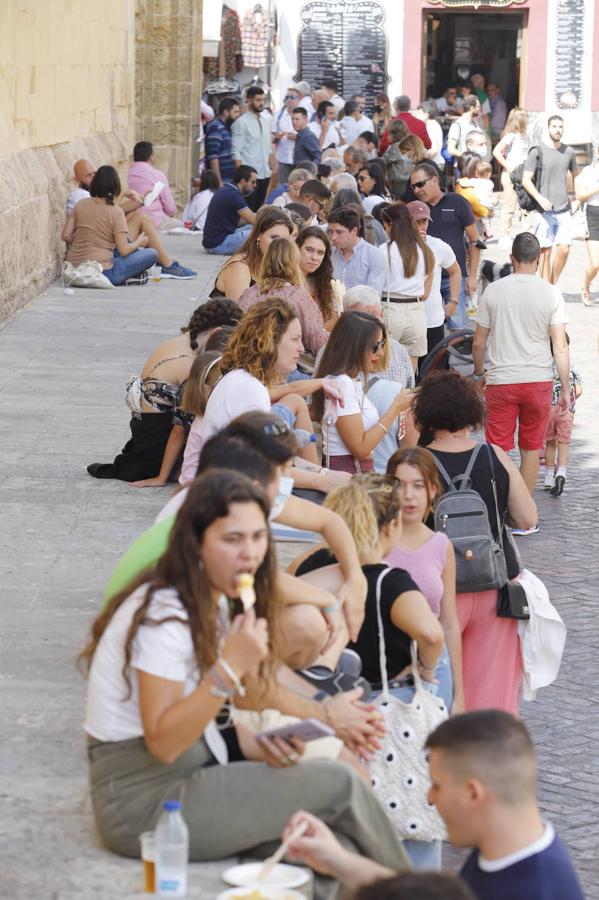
204,5,243,79
241,4,269,68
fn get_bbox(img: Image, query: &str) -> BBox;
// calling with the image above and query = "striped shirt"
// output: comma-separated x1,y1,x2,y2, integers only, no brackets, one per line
205,117,235,182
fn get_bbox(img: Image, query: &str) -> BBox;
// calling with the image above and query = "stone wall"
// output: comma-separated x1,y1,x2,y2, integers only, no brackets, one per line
135,0,204,209
0,0,136,323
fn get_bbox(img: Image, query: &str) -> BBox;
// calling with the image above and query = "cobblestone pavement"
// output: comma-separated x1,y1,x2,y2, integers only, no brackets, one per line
1,230,598,898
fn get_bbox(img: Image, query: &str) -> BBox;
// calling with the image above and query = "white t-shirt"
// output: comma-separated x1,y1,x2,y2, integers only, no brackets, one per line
504,132,530,172
425,235,456,328
66,186,89,217
272,108,295,164
340,115,375,146
476,274,569,385
578,164,599,207
323,373,379,457
363,194,387,214
309,120,342,148
202,369,271,444
182,189,214,230
426,118,445,167
85,585,228,761
380,242,426,296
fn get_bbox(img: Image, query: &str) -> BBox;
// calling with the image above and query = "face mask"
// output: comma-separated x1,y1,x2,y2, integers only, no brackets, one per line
270,475,294,520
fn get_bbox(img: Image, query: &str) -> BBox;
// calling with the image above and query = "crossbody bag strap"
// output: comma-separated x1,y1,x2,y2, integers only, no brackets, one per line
484,443,504,538
385,243,391,331
375,567,393,702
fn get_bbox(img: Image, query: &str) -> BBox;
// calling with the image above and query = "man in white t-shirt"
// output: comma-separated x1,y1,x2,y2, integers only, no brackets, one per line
472,232,570,510
406,201,461,358
272,86,303,183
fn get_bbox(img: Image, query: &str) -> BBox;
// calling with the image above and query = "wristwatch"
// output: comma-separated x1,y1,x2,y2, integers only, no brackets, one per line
471,370,487,382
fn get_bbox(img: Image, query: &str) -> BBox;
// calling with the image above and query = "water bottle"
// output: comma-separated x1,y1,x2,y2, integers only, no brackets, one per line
155,800,189,897
294,428,317,449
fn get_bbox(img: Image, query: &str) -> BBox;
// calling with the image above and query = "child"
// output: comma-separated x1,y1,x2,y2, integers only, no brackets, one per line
544,333,582,495
183,169,219,230
470,159,497,239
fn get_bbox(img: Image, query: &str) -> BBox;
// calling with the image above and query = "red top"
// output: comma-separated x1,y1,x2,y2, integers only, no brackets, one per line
379,112,432,154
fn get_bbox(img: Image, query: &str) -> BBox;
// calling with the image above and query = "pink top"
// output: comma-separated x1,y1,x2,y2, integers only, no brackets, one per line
384,531,449,618
127,161,177,226
238,283,327,355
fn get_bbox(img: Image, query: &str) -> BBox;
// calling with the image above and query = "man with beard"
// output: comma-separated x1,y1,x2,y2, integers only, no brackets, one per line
205,97,241,186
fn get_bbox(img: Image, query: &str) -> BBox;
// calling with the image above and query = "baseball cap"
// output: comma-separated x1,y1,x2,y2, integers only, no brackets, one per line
406,200,431,221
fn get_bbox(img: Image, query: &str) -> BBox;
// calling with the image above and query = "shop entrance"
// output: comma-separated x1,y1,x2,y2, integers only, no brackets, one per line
423,11,526,110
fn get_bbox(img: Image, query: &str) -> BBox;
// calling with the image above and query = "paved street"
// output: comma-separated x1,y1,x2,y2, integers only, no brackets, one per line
1,230,598,898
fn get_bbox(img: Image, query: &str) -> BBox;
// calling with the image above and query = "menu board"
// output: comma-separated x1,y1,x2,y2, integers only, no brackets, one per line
295,0,388,114
554,0,585,109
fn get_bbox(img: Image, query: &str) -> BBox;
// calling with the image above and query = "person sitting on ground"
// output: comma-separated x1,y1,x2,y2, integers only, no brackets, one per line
328,206,387,292
210,206,293,300
202,164,258,255
182,169,219,231
86,299,243,484
285,202,313,237
298,179,333,225
356,872,475,900
385,447,464,712
66,159,97,215
313,312,415,473
127,140,180,231
296,226,343,331
272,167,312,208
291,474,444,869
357,160,389,214
291,107,322,165
62,165,158,287
282,711,585,900
310,100,343,150
81,469,409,889
238,238,328,355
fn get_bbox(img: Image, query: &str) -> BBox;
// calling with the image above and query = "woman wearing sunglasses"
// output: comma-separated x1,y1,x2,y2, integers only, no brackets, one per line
357,161,389,214
313,311,415,474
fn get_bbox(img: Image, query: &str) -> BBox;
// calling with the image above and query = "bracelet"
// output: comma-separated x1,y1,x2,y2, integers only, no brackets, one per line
471,370,487,382
322,599,341,614
376,420,389,434
217,658,246,698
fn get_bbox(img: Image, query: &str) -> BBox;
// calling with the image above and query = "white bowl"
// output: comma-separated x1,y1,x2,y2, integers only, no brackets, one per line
216,887,306,900
222,862,310,889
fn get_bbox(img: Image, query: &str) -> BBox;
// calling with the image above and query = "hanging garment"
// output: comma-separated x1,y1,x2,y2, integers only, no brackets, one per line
204,5,243,79
241,6,269,68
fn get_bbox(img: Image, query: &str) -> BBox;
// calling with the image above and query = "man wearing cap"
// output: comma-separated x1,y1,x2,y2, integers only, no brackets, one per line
407,200,462,357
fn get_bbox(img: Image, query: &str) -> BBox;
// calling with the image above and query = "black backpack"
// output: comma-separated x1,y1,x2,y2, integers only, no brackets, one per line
510,145,543,212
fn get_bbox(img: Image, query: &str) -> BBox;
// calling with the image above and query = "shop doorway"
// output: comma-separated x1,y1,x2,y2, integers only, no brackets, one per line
423,11,527,110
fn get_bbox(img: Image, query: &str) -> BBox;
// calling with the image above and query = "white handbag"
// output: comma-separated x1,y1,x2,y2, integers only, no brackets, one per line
367,567,448,841
62,259,114,289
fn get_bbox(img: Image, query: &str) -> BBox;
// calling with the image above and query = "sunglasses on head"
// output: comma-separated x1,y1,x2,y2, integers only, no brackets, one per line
411,177,432,190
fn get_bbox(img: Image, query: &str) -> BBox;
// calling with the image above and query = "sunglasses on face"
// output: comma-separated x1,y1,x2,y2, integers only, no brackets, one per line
411,177,432,190
356,175,368,182
371,338,387,354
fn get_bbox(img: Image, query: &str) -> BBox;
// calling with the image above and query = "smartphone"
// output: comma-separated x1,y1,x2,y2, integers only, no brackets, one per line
256,717,335,743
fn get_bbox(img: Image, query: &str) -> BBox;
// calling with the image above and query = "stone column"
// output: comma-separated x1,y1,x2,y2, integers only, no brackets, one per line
135,0,204,209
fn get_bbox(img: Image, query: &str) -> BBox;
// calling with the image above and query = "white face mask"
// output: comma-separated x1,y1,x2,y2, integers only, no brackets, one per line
270,475,294,521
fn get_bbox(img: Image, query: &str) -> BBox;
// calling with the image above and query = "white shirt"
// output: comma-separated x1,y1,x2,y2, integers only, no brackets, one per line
578,163,599,207
425,235,456,328
309,120,342,148
380,242,426,296
362,194,387,214
231,109,273,179
323,374,379,457
66,186,89,217
85,586,228,762
426,119,445,167
367,379,402,472
182,189,214,230
340,115,375,146
272,107,295,165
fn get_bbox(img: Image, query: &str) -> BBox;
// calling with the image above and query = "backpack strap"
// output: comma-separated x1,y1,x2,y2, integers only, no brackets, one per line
433,442,483,493
431,451,455,492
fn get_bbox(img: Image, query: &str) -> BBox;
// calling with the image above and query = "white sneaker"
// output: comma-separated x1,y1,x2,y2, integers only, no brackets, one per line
543,473,555,490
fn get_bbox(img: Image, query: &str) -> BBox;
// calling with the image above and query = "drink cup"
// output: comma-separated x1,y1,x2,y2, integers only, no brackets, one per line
140,831,156,893
149,265,161,283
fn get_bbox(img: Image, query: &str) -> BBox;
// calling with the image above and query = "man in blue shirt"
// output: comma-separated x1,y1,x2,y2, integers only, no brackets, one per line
291,108,321,166
328,206,386,293
202,165,257,255
204,97,240,186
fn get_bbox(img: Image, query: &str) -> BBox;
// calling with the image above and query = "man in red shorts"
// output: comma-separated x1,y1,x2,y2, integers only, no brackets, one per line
472,233,570,533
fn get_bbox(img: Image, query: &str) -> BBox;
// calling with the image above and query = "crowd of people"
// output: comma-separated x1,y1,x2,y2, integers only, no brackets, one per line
76,74,587,900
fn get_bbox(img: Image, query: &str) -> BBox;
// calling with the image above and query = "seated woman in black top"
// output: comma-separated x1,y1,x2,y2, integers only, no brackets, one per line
292,475,443,688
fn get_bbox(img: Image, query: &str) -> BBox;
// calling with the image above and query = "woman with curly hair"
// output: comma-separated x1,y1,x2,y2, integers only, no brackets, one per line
296,226,343,331
210,207,294,301
86,298,243,486
82,469,407,878
238,238,328,354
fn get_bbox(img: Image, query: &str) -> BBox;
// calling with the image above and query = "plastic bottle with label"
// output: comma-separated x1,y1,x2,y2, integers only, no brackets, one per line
155,800,189,897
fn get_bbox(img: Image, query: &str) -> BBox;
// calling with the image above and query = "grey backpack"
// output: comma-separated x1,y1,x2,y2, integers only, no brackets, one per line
432,444,507,593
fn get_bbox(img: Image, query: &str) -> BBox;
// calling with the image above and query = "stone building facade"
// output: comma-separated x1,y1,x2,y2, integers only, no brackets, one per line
0,0,203,323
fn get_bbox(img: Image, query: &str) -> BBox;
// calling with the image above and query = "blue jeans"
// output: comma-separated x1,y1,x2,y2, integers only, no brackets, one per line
435,644,453,712
441,273,467,331
104,248,158,285
204,225,252,255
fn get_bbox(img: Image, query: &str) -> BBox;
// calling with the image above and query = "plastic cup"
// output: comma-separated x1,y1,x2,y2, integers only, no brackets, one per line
140,831,156,893
149,265,161,283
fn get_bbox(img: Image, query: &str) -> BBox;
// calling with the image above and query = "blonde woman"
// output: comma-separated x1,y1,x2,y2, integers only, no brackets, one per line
210,207,293,301
372,93,392,141
238,238,327,354
492,109,530,238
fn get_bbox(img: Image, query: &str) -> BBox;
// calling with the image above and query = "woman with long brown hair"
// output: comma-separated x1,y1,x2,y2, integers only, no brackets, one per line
313,311,415,473
372,93,392,140
81,470,407,876
296,226,342,331
379,202,434,370
492,108,530,238
238,238,327,354
210,206,294,301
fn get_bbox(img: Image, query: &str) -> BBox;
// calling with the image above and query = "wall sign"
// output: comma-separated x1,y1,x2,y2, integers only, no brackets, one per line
295,0,387,114
554,0,585,109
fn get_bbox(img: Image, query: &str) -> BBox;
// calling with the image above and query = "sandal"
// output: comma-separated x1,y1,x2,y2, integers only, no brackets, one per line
582,288,592,307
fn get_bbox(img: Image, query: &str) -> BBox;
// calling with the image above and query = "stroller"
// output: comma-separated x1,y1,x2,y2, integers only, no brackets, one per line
416,328,476,384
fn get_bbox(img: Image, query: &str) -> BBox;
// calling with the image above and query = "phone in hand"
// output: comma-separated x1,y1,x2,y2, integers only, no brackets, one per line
256,717,335,743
